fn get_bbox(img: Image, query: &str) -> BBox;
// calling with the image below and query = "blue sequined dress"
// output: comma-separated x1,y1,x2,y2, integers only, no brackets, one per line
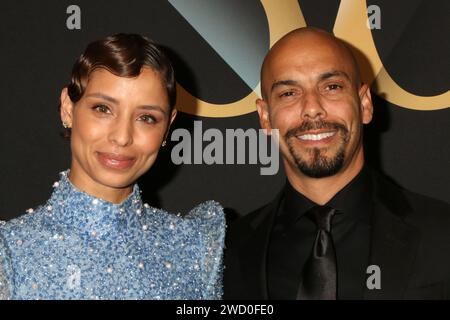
0,171,225,300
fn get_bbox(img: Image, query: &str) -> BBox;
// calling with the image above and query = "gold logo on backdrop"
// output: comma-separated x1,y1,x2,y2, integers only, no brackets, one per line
175,0,449,117
334,1,449,111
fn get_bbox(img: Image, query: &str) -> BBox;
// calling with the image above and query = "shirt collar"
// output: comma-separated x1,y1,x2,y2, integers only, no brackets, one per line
281,165,373,226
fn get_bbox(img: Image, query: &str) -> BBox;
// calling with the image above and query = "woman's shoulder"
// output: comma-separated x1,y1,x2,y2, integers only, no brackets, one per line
0,207,46,266
183,200,225,224
142,201,225,299
144,200,226,242
0,205,48,235
142,200,225,237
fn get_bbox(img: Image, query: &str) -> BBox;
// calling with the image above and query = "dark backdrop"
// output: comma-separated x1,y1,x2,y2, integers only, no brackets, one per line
1,0,449,220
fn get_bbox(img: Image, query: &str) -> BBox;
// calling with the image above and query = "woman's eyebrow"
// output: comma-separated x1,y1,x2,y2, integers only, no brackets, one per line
85,93,168,115
137,105,167,115
84,93,119,104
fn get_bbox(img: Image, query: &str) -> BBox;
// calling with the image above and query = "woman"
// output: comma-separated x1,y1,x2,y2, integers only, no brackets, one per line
0,34,225,299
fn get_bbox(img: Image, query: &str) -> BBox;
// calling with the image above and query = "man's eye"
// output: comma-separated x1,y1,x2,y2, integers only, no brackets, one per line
139,114,156,124
93,104,111,114
280,91,295,97
327,84,342,91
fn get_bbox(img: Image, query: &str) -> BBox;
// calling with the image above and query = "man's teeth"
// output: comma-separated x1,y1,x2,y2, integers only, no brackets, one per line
298,132,335,141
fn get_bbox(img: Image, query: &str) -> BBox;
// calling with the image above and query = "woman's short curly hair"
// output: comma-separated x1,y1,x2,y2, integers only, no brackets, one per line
66,33,176,107
60,33,176,139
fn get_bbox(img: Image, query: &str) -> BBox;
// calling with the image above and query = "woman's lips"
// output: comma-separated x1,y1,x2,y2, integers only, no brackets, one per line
96,152,136,170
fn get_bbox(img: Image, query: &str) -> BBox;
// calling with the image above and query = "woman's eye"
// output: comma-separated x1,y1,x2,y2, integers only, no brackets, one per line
139,114,157,124
93,104,111,114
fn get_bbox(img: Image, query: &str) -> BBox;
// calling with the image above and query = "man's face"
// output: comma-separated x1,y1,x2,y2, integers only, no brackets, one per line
257,32,373,179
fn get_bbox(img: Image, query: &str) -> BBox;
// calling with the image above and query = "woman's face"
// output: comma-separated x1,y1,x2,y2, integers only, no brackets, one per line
60,67,176,202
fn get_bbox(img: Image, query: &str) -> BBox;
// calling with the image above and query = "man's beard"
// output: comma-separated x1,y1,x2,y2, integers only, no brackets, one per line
285,120,349,178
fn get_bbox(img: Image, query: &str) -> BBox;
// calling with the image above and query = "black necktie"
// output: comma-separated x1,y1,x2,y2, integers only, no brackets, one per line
297,206,337,300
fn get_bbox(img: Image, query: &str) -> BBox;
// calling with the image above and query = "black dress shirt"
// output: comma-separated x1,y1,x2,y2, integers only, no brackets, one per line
268,166,373,299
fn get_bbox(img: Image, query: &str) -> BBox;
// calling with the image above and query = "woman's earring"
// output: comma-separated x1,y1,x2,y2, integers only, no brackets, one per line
62,122,69,129
161,140,167,147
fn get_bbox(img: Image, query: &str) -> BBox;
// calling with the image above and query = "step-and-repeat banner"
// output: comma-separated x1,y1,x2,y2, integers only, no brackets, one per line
1,0,449,220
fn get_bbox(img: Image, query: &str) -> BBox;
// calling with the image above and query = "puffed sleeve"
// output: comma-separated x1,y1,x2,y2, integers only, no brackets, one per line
0,230,12,300
188,200,226,300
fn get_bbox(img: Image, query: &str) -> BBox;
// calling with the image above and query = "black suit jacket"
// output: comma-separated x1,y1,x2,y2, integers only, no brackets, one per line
224,170,450,299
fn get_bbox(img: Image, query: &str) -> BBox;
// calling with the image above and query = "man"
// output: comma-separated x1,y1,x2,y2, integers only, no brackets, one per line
224,27,450,299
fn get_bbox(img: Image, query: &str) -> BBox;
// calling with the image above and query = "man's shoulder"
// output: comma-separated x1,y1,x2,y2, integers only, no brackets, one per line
373,172,450,287
372,170,450,244
400,187,450,231
229,191,283,236
243,201,275,222
403,188,450,213
372,170,450,220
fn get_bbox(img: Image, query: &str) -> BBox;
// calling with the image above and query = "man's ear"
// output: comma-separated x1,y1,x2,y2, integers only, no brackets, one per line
256,98,272,135
359,84,373,125
60,87,74,128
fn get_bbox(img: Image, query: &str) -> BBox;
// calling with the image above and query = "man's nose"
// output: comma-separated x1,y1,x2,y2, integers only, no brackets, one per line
300,90,327,120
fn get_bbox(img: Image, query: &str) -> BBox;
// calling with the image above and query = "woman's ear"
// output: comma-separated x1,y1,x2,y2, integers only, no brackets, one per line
60,87,74,128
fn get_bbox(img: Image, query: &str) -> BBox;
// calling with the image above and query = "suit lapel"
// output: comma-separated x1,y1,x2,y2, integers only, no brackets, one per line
238,191,283,299
364,173,420,299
